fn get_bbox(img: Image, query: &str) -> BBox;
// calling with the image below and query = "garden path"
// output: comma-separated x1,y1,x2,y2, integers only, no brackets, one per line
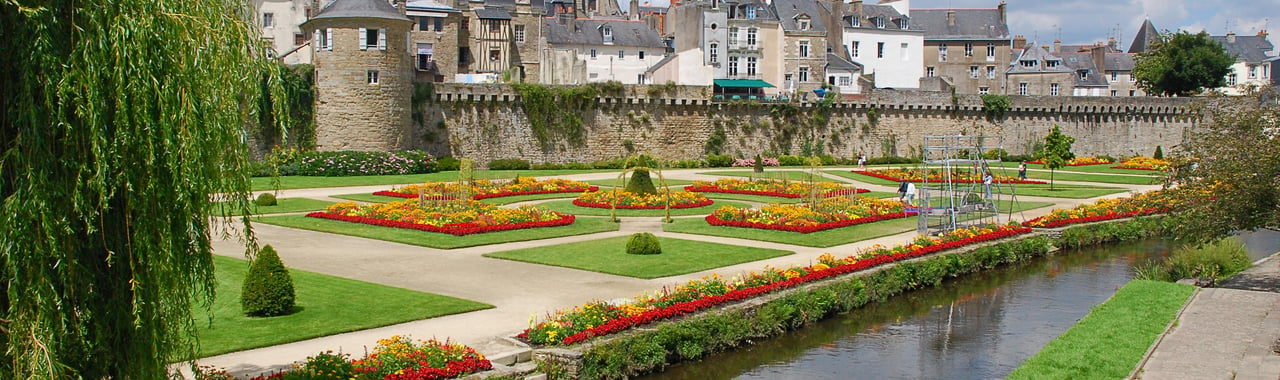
202,169,1162,377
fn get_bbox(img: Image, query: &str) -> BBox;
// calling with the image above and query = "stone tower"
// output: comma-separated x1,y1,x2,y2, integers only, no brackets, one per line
303,0,415,151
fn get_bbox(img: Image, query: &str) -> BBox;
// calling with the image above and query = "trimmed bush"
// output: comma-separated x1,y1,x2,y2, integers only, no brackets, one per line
753,154,764,173
625,169,659,195
705,154,733,168
626,233,662,255
488,158,531,170
254,193,278,207
1153,145,1164,160
591,158,626,169
242,245,296,317
776,155,805,166
436,157,461,171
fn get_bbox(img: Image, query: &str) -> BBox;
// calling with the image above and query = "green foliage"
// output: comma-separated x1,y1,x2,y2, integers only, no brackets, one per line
625,169,659,195
1055,217,1169,250
981,94,1011,121
705,124,728,155
0,0,284,375
1041,125,1076,189
753,154,764,173
281,351,355,380
1134,239,1252,282
487,158,531,170
865,107,880,126
983,149,1009,161
255,193,278,207
777,155,806,166
285,150,438,176
865,156,921,165
241,245,297,317
625,233,663,255
706,154,734,167
1133,31,1235,96
625,153,659,169
436,157,461,171
579,236,1052,378
1152,145,1164,160
511,83,599,148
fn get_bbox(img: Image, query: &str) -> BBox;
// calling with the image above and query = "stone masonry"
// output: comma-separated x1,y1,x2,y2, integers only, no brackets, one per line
310,18,416,152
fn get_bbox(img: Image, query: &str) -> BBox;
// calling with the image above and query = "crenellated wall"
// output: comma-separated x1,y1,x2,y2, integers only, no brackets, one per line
406,84,1201,164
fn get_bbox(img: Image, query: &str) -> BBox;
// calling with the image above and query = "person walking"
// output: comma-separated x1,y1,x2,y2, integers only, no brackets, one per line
857,153,867,169
983,171,994,199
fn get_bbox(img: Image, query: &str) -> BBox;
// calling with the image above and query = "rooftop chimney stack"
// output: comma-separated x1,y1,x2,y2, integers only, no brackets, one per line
1108,37,1118,50
1013,35,1026,49
998,1,1007,25
1227,32,1236,43
1259,30,1269,37
1053,39,1061,53
947,10,956,27
852,0,863,16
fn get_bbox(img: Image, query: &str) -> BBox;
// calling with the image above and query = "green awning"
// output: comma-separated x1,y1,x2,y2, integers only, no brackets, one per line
713,79,775,88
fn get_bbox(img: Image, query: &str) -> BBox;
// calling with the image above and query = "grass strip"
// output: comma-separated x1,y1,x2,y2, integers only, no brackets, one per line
484,236,793,279
196,255,492,356
1007,280,1195,379
221,198,335,216
829,169,1159,186
537,199,753,217
585,178,695,187
250,169,614,191
698,170,841,183
253,215,620,249
664,217,917,247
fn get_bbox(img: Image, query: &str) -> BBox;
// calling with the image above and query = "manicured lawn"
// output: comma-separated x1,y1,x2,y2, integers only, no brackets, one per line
250,169,614,191
196,255,492,356
253,215,620,249
1008,280,1195,379
331,193,406,203
697,192,803,204
664,217,918,247
990,161,1165,176
823,170,905,187
333,192,586,205
537,199,753,217
990,184,1129,199
830,169,1160,186
220,198,336,216
585,178,695,187
698,170,841,183
483,236,793,279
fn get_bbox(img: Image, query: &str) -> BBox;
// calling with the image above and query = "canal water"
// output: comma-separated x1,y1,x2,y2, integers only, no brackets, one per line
645,231,1279,380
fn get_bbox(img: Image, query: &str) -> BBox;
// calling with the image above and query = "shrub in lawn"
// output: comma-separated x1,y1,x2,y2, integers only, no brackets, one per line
705,154,733,168
626,233,662,255
488,158,531,170
777,155,805,166
753,154,764,173
625,169,659,195
242,245,296,317
436,156,461,171
1153,145,1164,160
254,193,278,207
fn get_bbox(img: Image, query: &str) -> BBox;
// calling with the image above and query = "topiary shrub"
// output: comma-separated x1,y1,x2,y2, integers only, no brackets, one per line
753,154,764,173
242,245,296,317
705,154,733,168
488,158,531,170
254,193,278,207
625,169,659,195
626,233,662,255
436,156,461,171
1153,145,1164,160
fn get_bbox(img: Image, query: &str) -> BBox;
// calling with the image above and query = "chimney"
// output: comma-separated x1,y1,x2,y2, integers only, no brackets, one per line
851,0,863,16
1013,35,1026,50
947,10,955,27
1053,39,1061,53
1091,45,1106,73
559,12,573,26
1259,30,1268,37
1227,32,1236,43
629,0,639,20
998,1,1006,25
1108,37,1117,50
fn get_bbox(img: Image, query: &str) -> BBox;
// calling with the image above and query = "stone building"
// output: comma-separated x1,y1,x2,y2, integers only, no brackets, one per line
541,15,669,84
257,0,315,64
303,0,416,151
773,0,830,95
1212,31,1275,96
406,0,464,82
668,0,784,95
912,2,1011,95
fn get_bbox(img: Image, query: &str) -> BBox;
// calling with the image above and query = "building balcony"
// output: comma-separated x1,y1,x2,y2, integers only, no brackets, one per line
727,42,761,51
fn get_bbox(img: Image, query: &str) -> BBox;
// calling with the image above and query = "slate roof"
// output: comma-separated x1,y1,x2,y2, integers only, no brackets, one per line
309,0,411,22
1128,19,1159,53
406,0,457,12
475,7,512,19
1007,44,1070,75
826,52,862,71
1060,53,1108,87
841,3,910,30
911,9,1009,40
1210,34,1276,63
773,0,828,32
729,0,779,22
1104,53,1136,71
543,19,666,48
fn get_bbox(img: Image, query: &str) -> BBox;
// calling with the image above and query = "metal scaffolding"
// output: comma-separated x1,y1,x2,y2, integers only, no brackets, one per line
914,135,1020,236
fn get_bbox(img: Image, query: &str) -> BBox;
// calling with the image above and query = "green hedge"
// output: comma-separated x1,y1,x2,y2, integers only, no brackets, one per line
1055,217,1170,250
576,236,1052,379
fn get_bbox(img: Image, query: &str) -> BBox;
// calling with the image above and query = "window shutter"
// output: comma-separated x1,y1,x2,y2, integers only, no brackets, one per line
325,28,333,50
378,29,387,50
314,30,321,51
359,27,368,50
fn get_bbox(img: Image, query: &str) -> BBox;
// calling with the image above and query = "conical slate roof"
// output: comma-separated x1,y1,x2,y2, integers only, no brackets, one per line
1128,19,1159,53
309,0,411,22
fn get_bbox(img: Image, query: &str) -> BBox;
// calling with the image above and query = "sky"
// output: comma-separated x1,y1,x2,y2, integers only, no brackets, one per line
911,0,1279,48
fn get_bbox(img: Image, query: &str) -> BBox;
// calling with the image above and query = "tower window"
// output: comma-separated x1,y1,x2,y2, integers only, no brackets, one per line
367,70,380,85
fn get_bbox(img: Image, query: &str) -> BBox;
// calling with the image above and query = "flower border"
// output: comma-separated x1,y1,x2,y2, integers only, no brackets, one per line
705,211,916,233
1022,208,1165,228
571,198,715,210
1109,165,1165,171
684,186,870,199
1026,160,1112,166
304,211,575,236
547,226,1032,345
852,170,1048,184
372,186,599,200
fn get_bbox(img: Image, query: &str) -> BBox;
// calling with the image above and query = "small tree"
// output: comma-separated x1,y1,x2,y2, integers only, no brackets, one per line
1041,125,1076,190
1153,145,1164,160
242,245,296,317
1133,31,1235,96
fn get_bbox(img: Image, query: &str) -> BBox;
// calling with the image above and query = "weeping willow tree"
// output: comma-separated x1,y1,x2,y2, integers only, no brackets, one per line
0,0,283,377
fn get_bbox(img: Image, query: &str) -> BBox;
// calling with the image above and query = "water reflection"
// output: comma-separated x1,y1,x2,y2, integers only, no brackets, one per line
645,240,1180,380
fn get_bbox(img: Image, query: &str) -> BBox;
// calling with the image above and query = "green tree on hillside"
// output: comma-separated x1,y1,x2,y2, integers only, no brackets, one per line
1133,31,1235,96
1041,125,1076,190
0,1,280,377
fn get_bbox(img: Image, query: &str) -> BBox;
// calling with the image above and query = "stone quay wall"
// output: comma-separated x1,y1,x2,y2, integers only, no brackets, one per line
408,84,1200,164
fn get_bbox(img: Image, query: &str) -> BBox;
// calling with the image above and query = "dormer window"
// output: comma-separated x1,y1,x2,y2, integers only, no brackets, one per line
1078,70,1089,80
798,18,810,31
603,26,613,44
745,6,756,19
1019,60,1035,68
851,16,860,27
900,18,908,30
1045,60,1060,68
874,16,884,28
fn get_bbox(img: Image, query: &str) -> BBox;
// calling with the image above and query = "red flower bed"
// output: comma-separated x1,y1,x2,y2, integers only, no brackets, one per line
373,186,598,200
705,211,916,233
572,198,715,209
305,212,575,236
684,186,870,199
852,170,1047,184
553,226,1032,345
1026,160,1112,166
1109,165,1165,171
1022,208,1166,228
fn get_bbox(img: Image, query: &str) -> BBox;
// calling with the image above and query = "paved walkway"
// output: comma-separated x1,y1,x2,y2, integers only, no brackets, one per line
202,168,1161,377
1134,253,1280,380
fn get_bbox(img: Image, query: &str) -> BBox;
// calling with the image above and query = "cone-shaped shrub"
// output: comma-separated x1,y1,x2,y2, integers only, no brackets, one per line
241,245,296,317
254,192,278,206
1153,145,1164,160
625,169,659,195
626,232,662,255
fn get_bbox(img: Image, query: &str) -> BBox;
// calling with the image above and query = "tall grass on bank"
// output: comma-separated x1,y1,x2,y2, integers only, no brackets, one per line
1133,239,1251,282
